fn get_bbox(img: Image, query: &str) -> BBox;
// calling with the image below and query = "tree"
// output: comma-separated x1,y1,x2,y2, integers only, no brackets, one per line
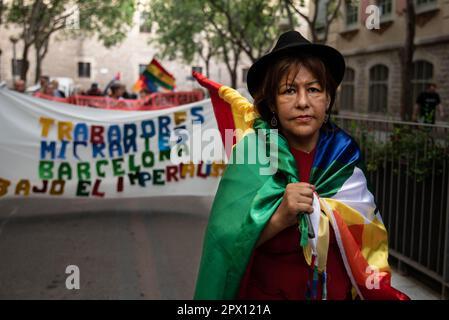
0,0,5,26
150,0,241,87
149,0,220,78
205,9,243,88
5,0,135,83
285,0,342,43
400,0,415,121
150,0,286,87
205,0,286,63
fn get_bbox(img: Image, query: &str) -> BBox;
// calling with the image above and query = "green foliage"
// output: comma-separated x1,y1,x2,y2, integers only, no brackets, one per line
5,0,135,48
340,121,449,182
149,0,208,63
4,0,135,81
76,0,135,47
149,0,288,65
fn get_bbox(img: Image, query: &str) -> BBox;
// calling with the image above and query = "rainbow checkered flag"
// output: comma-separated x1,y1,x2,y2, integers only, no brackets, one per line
133,58,176,93
193,72,410,300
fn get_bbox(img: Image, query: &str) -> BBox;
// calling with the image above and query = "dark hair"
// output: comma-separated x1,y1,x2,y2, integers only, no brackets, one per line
253,54,338,129
110,81,125,94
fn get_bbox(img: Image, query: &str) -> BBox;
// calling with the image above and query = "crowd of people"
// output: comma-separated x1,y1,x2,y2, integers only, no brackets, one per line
12,75,148,101
9,75,206,111
10,74,443,124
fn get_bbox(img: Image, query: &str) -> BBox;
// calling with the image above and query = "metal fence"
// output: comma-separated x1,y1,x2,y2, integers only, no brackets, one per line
333,114,449,299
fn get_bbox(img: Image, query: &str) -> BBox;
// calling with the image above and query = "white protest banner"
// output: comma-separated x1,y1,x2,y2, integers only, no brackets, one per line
0,88,226,199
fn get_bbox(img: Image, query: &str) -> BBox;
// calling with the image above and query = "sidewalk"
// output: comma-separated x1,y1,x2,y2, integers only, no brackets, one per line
391,268,441,300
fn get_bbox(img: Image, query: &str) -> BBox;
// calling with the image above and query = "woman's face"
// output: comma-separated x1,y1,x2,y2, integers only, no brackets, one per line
274,65,329,147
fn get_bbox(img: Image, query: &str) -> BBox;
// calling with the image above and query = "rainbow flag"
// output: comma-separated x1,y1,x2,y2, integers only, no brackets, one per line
192,72,410,300
133,58,176,93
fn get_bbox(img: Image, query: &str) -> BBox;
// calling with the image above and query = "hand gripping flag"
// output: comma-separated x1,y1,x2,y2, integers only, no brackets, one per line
192,72,410,300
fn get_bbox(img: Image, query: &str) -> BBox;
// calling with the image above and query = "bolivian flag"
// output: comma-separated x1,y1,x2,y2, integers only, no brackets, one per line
192,72,410,300
133,58,176,93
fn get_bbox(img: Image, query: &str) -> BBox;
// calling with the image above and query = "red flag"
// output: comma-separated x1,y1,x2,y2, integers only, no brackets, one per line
193,71,236,143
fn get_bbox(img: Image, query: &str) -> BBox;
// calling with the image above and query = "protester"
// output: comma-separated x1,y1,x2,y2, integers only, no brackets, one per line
43,81,55,96
86,82,103,96
109,81,126,99
122,90,137,99
413,83,444,124
38,75,50,94
194,31,410,300
13,79,26,93
51,80,66,98
139,87,151,100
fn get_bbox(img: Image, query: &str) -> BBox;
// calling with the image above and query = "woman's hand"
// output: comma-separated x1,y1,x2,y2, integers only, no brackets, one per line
256,182,315,247
274,182,315,229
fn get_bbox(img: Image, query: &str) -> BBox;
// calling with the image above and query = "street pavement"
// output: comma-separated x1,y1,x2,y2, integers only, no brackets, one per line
0,196,211,299
0,197,441,299
391,269,440,300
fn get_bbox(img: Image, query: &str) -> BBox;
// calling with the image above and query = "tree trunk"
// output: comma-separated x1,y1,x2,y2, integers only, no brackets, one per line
35,49,42,84
221,43,240,88
205,58,210,78
231,45,239,88
34,37,50,83
400,0,415,121
224,53,237,89
284,1,295,30
229,70,237,88
20,44,30,83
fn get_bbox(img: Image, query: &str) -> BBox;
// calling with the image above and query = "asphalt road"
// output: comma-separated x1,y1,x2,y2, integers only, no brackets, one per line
0,196,213,299
1,197,439,300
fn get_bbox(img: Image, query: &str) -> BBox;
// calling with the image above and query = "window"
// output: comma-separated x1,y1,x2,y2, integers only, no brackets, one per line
415,0,438,13
340,67,355,111
11,59,23,77
416,0,436,7
78,62,91,78
139,64,147,75
378,0,392,17
241,67,249,83
368,65,389,113
412,60,433,104
345,0,358,26
139,12,151,33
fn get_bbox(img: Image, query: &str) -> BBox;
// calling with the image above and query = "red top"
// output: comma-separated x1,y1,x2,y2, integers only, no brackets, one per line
237,146,352,300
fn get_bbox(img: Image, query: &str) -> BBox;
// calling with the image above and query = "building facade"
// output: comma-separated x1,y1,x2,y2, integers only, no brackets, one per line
0,9,209,93
0,10,248,93
0,2,312,96
314,0,449,122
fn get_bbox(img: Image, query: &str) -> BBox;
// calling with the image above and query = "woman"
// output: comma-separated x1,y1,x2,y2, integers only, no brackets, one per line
194,31,409,300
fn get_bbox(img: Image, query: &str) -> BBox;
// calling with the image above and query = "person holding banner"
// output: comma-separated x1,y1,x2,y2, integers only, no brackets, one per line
194,31,410,300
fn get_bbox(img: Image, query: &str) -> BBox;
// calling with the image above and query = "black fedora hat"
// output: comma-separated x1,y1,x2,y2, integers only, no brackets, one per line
247,30,346,98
